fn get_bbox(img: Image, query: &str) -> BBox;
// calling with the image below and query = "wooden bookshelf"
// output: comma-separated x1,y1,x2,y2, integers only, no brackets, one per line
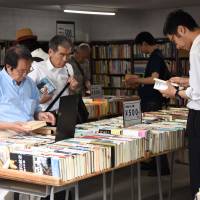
91,40,134,96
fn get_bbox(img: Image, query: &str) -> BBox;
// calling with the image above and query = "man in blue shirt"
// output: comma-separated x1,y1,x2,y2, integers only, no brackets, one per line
0,45,55,132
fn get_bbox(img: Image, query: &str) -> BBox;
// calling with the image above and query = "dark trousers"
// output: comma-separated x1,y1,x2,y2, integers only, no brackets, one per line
187,109,200,198
141,101,162,112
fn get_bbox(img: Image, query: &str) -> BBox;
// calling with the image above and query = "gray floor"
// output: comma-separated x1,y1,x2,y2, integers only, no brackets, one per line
78,153,192,200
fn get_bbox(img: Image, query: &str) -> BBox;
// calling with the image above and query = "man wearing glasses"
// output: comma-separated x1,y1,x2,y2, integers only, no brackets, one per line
29,35,78,111
0,45,55,132
159,9,200,198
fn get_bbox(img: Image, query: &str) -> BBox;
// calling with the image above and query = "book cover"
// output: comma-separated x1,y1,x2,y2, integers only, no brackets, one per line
33,155,52,175
10,152,33,172
37,77,56,94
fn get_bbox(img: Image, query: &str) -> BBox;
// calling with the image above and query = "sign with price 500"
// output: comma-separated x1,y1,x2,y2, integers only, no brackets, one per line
123,100,142,127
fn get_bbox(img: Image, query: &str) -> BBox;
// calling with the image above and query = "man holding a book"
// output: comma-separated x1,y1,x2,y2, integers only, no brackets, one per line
0,45,55,132
125,32,171,176
125,32,171,112
29,35,78,111
159,9,200,198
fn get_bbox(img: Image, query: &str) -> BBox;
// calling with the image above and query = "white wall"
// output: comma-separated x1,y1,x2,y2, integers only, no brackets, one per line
90,6,200,41
0,7,91,41
0,6,200,42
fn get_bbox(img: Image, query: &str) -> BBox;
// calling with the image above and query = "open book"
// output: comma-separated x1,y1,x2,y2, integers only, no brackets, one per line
37,77,56,94
22,121,47,131
153,78,184,91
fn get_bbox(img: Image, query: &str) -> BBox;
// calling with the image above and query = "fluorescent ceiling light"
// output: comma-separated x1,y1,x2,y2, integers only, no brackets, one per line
62,5,116,16
64,9,115,15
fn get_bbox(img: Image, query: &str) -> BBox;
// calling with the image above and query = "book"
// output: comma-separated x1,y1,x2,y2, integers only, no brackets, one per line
22,121,47,131
37,77,56,94
153,78,183,91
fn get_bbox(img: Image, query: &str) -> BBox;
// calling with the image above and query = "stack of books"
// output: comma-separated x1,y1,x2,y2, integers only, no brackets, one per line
75,107,187,154
83,96,139,120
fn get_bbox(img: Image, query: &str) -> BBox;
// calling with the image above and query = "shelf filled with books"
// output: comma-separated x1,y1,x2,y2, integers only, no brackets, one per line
91,40,134,96
177,49,189,76
0,40,13,66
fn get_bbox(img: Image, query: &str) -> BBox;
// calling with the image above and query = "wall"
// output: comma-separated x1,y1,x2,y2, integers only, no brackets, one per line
90,6,200,41
0,7,91,41
0,6,200,42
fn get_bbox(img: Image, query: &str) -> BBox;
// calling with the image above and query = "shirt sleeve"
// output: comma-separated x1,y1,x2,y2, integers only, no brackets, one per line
82,61,91,81
185,52,200,100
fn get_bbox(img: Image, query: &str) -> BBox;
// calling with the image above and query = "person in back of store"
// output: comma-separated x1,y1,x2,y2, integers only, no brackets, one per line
69,43,91,96
15,27,48,62
125,31,171,111
158,9,200,199
125,32,170,176
28,35,78,112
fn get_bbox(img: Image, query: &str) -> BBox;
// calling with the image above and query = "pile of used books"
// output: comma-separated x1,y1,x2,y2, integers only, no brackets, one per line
0,107,188,181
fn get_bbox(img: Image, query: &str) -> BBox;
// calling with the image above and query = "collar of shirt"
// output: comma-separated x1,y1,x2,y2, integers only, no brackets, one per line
1,68,25,86
190,34,200,53
46,58,56,71
46,58,71,76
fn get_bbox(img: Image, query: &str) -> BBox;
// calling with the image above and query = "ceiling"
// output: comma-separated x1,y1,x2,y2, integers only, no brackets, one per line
0,0,200,11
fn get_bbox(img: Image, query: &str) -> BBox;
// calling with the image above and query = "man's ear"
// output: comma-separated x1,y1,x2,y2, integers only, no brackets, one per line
5,64,12,71
142,41,147,46
177,25,187,37
48,48,54,56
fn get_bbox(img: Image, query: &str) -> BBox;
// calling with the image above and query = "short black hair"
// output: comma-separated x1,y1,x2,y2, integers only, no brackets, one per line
5,45,32,69
49,35,72,51
163,9,198,35
135,32,156,45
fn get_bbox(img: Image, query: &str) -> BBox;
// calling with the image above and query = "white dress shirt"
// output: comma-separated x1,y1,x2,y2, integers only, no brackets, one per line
28,58,74,111
185,34,200,110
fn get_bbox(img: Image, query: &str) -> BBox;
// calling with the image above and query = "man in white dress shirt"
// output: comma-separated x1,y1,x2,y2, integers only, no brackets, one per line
160,9,200,198
29,35,78,111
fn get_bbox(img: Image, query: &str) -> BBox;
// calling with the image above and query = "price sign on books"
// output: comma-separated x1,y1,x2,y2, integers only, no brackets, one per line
91,84,103,99
123,100,142,127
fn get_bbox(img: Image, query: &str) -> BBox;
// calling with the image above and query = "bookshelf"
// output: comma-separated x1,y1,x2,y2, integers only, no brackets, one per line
91,40,134,96
0,40,49,67
0,40,14,66
168,49,189,107
91,38,177,96
177,49,189,76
